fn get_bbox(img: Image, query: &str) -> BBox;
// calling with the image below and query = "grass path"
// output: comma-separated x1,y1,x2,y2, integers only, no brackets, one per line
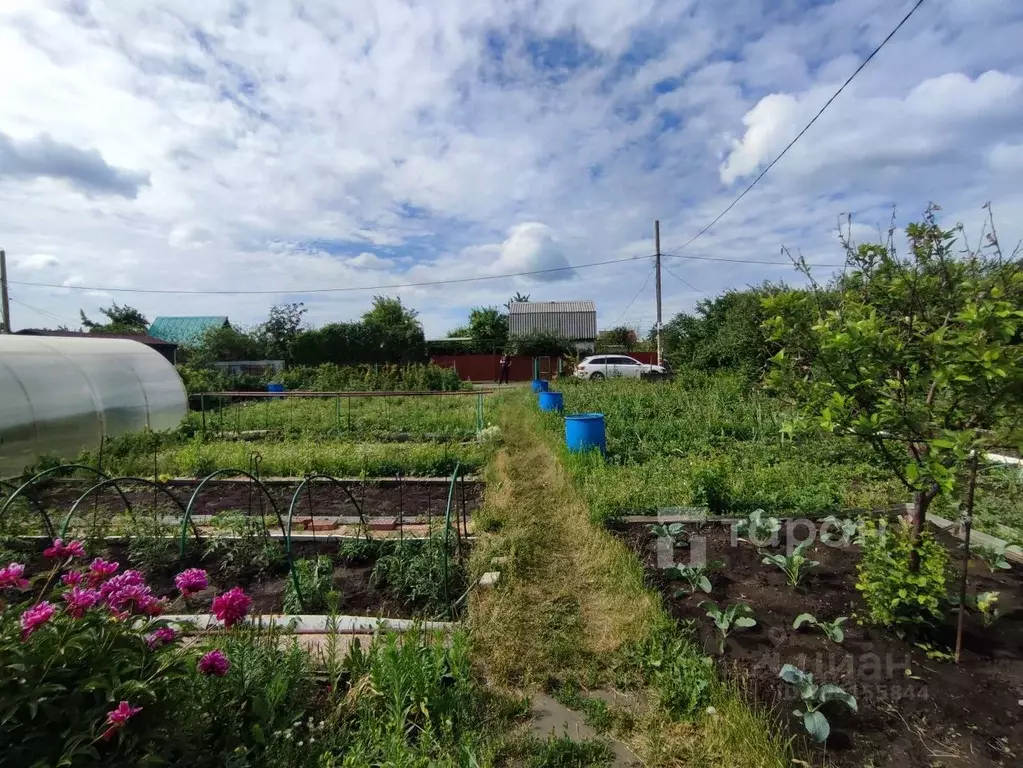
470,394,800,767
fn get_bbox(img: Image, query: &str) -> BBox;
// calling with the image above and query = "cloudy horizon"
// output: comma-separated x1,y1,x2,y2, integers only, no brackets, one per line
1,0,1021,337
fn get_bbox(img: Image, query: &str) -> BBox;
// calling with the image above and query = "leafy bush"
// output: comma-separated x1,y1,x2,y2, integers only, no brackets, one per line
283,556,334,614
371,531,465,616
623,617,715,719
691,465,731,513
856,519,949,635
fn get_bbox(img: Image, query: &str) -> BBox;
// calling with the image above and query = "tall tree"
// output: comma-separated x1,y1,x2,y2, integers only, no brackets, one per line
362,296,425,362
79,303,149,335
255,303,307,363
466,306,508,352
505,292,530,310
765,206,1023,570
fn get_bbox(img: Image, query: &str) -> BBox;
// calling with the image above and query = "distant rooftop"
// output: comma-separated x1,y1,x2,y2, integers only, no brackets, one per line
149,316,229,346
508,301,597,340
14,329,177,347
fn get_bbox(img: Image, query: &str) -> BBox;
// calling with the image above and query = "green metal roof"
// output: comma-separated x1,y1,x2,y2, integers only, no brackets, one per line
148,316,229,346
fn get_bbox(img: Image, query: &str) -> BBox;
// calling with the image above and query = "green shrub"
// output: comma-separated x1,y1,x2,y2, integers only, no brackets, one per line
856,519,949,635
283,556,334,614
691,465,731,513
371,531,466,616
623,616,714,719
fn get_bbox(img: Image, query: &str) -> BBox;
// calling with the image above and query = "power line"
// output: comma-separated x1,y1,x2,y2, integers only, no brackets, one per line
663,251,843,268
664,0,926,258
609,262,656,328
8,297,78,327
661,264,704,294
10,253,655,296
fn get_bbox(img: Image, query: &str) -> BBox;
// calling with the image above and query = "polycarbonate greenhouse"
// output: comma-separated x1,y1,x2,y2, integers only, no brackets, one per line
0,335,187,478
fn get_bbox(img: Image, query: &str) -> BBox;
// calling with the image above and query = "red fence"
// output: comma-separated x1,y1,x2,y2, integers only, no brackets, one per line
431,351,657,382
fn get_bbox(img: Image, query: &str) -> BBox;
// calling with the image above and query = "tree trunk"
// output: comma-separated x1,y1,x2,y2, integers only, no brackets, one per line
908,487,936,574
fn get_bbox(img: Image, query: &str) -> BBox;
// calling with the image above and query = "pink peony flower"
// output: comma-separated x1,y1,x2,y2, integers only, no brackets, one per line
145,627,177,649
87,558,119,587
211,587,251,628
198,649,230,676
102,701,142,741
43,538,86,559
141,596,167,617
0,562,30,590
174,568,209,597
20,601,56,640
61,571,84,587
62,587,102,618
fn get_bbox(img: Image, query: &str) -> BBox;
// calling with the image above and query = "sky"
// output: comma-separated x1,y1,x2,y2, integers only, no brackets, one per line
1,0,1021,338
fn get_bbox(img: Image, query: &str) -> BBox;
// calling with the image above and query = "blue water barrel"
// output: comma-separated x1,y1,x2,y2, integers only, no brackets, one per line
538,391,564,412
531,379,549,393
565,413,606,454
267,383,285,393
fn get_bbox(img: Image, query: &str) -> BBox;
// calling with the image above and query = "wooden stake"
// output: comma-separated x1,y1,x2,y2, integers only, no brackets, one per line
954,451,979,664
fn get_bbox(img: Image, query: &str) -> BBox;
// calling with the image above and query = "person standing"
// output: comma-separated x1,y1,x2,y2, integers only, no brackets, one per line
499,352,511,384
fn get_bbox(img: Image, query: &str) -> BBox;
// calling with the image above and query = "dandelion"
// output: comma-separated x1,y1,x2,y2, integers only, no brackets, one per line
43,538,86,559
20,601,56,640
0,563,30,590
211,587,251,628
102,701,142,740
198,649,230,676
145,627,177,649
87,558,119,587
62,586,102,618
61,571,84,587
174,568,209,597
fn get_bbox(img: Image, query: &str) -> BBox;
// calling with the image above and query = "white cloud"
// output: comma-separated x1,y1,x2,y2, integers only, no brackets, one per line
12,252,59,270
0,0,1020,337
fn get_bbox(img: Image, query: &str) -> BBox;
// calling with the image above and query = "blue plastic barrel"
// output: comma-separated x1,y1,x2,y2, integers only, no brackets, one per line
531,379,549,393
267,383,285,400
538,391,564,413
565,413,606,454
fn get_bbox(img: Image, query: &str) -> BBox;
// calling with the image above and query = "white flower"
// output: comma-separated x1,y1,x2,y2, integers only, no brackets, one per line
705,706,717,716
297,741,304,748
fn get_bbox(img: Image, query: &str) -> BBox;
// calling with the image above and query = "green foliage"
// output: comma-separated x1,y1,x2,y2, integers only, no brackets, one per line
972,542,1015,573
778,664,857,743
649,522,687,549
658,284,794,380
283,557,335,614
792,613,848,643
371,530,466,616
511,331,575,357
180,626,318,766
855,519,949,635
203,512,284,580
595,326,639,353
820,515,860,545
765,205,1023,560
517,734,614,767
80,302,150,335
700,601,757,654
622,616,714,719
0,601,191,766
361,295,426,363
736,509,781,546
761,541,820,588
463,306,509,352
665,563,713,595
254,303,307,364
691,465,732,513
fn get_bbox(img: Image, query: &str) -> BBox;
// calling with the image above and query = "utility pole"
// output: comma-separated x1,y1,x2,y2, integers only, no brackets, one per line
0,249,10,334
654,221,662,365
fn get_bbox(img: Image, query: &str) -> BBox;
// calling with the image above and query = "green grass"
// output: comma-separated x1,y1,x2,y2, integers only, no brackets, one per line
186,393,487,442
549,374,904,521
89,438,489,478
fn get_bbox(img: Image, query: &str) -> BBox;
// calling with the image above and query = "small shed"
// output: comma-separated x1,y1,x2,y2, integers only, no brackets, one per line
508,301,597,353
149,316,229,347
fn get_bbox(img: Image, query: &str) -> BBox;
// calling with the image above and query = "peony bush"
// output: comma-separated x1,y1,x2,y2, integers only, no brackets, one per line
0,540,253,766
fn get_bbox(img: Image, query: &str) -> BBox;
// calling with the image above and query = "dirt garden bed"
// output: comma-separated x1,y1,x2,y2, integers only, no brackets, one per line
612,521,1023,767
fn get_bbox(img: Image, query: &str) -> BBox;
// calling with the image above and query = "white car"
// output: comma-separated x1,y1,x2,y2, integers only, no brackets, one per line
574,355,668,380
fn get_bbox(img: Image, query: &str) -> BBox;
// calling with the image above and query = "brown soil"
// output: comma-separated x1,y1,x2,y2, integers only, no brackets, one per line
34,479,483,521
613,522,1023,768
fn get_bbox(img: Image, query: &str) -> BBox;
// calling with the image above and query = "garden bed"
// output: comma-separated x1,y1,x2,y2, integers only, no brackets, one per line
8,535,469,621
32,477,484,521
613,520,1023,768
